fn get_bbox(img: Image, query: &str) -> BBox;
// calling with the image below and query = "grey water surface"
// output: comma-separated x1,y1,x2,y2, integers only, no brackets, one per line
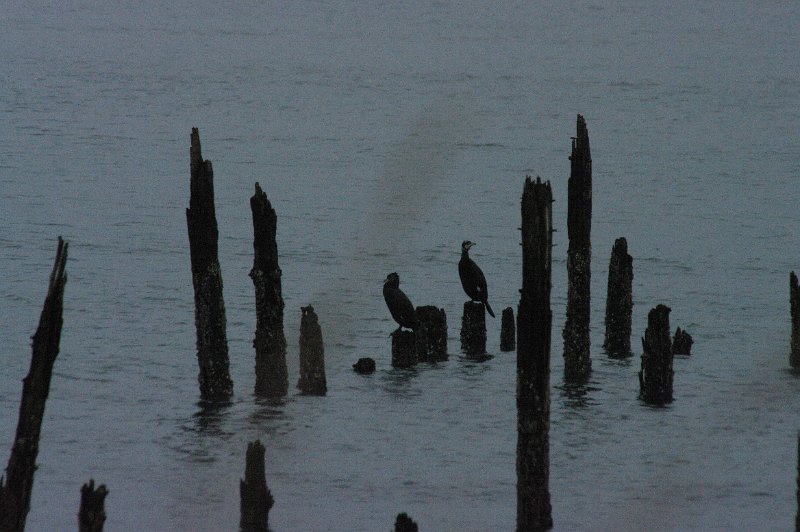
2,1,800,530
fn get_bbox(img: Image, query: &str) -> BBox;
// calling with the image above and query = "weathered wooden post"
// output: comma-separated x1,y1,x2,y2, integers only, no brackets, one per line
461,302,487,356
250,182,288,397
603,237,633,357
796,432,800,531
0,237,68,532
791,272,800,369
672,327,693,355
240,440,274,532
563,114,593,382
517,177,553,530
391,331,417,368
395,512,419,532
639,304,674,405
298,305,326,395
415,305,448,362
501,306,516,352
78,480,108,532
186,128,233,402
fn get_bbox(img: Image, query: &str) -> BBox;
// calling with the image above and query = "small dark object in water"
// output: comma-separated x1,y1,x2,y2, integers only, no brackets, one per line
459,240,495,317
395,512,418,532
353,357,376,374
383,273,418,332
672,327,693,355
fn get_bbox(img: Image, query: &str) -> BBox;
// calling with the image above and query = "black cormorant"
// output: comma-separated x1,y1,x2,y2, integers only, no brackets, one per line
383,272,418,332
458,240,495,318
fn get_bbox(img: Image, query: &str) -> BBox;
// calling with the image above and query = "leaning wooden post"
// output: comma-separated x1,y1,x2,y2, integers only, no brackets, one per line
638,304,674,405
415,306,448,362
603,237,633,357
186,128,233,402
298,305,326,395
250,182,288,397
517,177,553,531
501,306,516,352
78,480,108,532
563,114,592,382
0,237,68,532
791,272,800,369
240,440,274,532
461,302,487,356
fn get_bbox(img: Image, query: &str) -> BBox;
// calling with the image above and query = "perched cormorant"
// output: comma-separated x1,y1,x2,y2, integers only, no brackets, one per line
383,272,418,332
458,240,495,318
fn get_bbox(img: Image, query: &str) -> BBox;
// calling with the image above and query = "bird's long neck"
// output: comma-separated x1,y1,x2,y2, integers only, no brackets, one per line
461,248,470,261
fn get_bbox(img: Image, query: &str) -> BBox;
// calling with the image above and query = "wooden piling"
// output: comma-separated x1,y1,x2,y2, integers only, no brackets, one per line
415,305,448,362
791,272,800,369
78,480,108,532
395,512,419,532
186,128,233,402
298,305,326,395
796,432,800,532
563,114,593,383
461,301,487,356
240,440,274,532
501,306,516,352
672,327,693,355
517,177,553,531
0,238,68,532
639,304,674,405
603,237,633,357
250,182,288,398
391,330,417,368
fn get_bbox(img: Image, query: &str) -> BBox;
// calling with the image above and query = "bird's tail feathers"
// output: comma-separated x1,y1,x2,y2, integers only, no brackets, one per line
485,302,496,318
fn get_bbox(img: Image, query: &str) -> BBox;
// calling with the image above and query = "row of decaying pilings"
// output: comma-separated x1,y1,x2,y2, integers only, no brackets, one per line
187,128,326,402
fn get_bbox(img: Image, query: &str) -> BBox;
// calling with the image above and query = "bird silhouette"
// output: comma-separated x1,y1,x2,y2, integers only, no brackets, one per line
383,272,418,332
458,240,495,318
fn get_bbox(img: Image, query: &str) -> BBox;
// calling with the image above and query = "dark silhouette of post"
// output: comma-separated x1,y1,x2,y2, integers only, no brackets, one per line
603,237,633,357
395,512,419,532
792,272,800,369
186,128,233,402
298,305,326,395
517,177,553,531
240,440,274,532
391,331,417,368
501,306,516,352
250,182,288,397
78,480,108,532
672,327,693,355
563,114,593,383
639,305,674,405
415,305,447,362
796,432,800,531
353,357,376,374
0,237,68,532
461,302,487,356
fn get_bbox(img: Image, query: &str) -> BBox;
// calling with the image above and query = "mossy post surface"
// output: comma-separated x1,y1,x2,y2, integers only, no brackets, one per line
186,128,233,402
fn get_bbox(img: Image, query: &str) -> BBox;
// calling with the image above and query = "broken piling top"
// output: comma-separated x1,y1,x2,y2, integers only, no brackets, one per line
567,114,592,248
298,305,326,395
791,271,800,369
639,304,674,405
520,176,553,302
240,440,274,532
500,306,515,352
250,182,280,275
78,479,108,532
187,128,219,267
604,236,634,357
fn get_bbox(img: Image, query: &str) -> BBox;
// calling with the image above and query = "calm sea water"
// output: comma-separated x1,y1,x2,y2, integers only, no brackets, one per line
2,1,800,530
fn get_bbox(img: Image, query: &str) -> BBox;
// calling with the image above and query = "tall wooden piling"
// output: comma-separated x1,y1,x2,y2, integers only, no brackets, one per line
240,440,274,532
603,237,633,357
415,305,448,362
391,330,417,368
186,128,233,402
501,306,516,352
563,114,593,382
298,305,326,395
0,238,68,532
639,304,674,405
78,480,108,532
517,177,553,530
461,301,487,356
250,182,288,397
791,272,800,369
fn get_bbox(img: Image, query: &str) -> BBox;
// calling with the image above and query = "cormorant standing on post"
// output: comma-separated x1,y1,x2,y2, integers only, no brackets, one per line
383,272,418,332
459,240,495,318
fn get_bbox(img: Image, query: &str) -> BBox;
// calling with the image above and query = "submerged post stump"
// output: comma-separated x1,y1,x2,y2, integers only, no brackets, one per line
563,114,593,382
391,330,417,368
298,305,326,395
0,238,68,532
461,301,487,356
78,480,108,532
395,512,419,532
186,128,233,402
250,182,288,398
415,305,448,362
672,327,693,355
603,237,633,357
796,432,800,531
639,305,674,405
791,272,800,369
240,440,274,532
517,177,553,531
353,357,376,374
501,306,516,352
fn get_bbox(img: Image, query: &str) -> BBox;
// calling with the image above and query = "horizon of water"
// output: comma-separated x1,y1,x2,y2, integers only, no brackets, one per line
2,1,800,530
